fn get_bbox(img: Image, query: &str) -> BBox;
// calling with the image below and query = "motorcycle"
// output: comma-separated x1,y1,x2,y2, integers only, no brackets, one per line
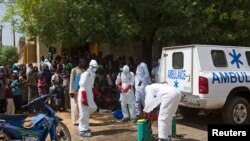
0,94,71,141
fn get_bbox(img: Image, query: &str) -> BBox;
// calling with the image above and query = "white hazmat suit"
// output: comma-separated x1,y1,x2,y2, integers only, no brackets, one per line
144,83,182,140
78,60,99,137
135,62,150,116
42,59,53,70
116,65,136,121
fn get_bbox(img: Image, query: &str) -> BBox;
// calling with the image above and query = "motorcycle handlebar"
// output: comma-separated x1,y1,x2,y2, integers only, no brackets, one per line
21,94,56,108
21,103,29,108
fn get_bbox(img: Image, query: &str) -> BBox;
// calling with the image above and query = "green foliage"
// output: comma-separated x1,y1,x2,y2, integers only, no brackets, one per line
172,0,250,46
2,0,250,47
0,46,20,65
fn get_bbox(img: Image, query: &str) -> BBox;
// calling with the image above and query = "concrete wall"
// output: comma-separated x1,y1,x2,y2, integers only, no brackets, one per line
36,38,62,70
151,42,162,62
99,41,135,61
33,39,161,69
98,43,110,57
99,40,162,66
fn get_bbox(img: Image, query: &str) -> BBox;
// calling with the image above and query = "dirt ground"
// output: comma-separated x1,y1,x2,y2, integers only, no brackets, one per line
55,111,219,141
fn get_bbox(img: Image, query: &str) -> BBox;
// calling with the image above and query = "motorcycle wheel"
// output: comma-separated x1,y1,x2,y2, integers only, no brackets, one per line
56,122,71,141
0,130,11,141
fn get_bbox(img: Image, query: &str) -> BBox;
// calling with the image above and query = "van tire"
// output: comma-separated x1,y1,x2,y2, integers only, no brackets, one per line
222,96,250,124
178,106,200,118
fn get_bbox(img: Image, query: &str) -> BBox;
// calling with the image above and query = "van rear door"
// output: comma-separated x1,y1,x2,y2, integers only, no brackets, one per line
162,47,193,93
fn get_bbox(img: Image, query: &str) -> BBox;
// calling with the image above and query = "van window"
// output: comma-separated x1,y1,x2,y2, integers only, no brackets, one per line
245,51,250,66
172,52,183,69
211,50,227,67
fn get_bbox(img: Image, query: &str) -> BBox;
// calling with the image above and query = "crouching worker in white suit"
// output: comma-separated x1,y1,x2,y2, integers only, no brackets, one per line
143,83,182,141
78,60,99,137
116,65,137,123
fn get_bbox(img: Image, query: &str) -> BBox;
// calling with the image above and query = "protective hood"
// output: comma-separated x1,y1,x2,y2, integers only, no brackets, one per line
89,59,99,72
89,60,99,68
44,59,49,63
122,65,130,75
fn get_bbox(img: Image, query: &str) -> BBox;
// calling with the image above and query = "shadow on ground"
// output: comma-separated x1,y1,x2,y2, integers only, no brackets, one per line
172,135,205,141
176,111,221,131
93,128,136,136
90,112,137,127
148,134,203,141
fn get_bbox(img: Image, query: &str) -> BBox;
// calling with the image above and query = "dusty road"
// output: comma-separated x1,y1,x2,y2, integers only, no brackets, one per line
56,111,221,141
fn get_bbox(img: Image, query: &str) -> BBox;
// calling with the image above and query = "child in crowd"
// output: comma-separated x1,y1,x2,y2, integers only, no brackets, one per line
51,68,63,112
37,72,47,96
62,69,70,111
11,71,22,114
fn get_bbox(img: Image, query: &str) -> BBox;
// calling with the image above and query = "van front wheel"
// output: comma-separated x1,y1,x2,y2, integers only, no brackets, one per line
222,96,250,124
178,106,200,118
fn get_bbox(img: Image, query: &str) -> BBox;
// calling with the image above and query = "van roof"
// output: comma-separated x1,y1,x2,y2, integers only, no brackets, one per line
162,44,249,50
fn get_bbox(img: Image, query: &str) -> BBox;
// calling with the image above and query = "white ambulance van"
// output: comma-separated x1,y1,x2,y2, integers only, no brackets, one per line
159,44,250,124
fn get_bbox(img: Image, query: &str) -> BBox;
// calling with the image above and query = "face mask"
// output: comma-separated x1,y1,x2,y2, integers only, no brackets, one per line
91,68,98,72
123,71,129,75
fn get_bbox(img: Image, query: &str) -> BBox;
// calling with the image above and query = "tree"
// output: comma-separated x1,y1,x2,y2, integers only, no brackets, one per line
0,46,20,65
2,0,250,66
173,0,250,46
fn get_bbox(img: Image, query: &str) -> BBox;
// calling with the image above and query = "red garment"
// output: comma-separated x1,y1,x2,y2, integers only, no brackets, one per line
59,60,64,67
124,84,132,93
5,87,13,98
92,87,101,97
116,82,122,92
81,91,88,105
143,112,158,121
37,77,47,95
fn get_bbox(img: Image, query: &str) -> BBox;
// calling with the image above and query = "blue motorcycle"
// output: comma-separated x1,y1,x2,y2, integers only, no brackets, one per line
0,94,71,141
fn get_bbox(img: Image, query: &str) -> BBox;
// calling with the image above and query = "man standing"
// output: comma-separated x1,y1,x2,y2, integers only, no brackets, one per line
42,64,52,94
69,58,86,125
135,58,151,117
26,63,33,77
51,68,63,112
0,71,6,113
27,66,38,113
144,83,182,141
78,59,99,137
116,65,136,123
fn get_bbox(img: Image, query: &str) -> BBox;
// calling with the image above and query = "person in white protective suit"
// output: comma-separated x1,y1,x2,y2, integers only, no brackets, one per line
143,83,182,141
78,59,99,137
151,58,160,83
115,65,137,123
69,58,86,125
42,58,53,71
135,58,151,117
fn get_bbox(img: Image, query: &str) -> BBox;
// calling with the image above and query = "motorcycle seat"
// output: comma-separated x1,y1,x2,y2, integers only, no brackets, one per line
0,114,27,121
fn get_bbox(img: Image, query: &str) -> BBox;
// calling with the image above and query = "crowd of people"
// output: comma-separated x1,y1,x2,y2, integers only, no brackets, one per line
0,50,160,115
0,50,179,140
